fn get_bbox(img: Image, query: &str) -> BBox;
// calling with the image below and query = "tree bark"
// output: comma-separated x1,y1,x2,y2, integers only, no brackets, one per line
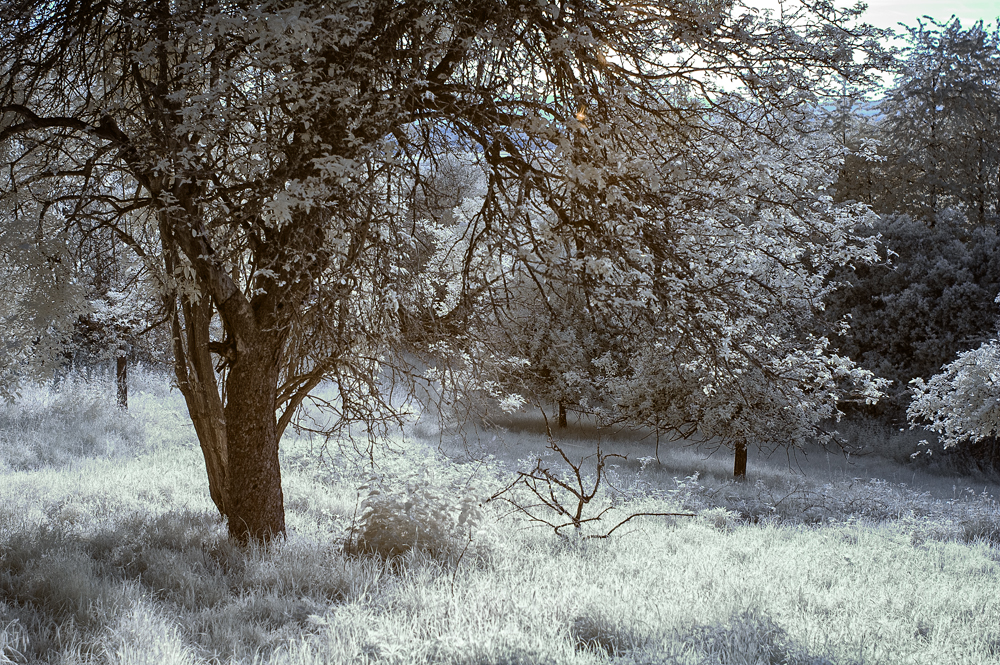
155,184,295,544
223,333,286,544
558,402,567,428
168,288,288,544
734,440,748,479
116,356,128,409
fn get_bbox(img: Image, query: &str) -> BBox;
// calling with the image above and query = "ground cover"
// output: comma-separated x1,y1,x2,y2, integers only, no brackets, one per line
1,371,998,664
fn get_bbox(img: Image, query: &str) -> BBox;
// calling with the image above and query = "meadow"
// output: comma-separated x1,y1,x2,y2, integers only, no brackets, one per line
1,369,999,665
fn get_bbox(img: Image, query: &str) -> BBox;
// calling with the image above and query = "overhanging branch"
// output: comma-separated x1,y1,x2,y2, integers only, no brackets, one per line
1,104,130,146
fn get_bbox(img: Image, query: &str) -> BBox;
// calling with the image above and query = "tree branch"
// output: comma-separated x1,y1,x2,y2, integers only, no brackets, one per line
1,104,131,146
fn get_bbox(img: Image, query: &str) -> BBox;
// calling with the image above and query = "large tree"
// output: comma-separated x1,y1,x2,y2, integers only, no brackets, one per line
1,0,890,541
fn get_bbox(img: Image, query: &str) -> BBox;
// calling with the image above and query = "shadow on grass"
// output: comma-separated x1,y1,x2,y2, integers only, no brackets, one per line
0,508,381,663
605,607,858,665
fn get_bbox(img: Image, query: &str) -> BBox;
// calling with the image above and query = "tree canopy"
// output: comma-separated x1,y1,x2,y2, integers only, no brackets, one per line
2,0,891,542
836,17,1000,224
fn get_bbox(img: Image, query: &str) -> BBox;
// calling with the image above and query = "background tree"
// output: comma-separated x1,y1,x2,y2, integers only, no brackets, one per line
908,336,1000,470
0,148,173,406
1,0,890,541
420,102,889,478
582,109,888,477
837,17,1000,224
68,221,170,408
0,178,87,397
824,16,1000,432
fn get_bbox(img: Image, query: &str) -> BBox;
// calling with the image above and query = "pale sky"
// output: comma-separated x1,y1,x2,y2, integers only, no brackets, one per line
851,0,999,32
745,0,999,33
734,1,998,91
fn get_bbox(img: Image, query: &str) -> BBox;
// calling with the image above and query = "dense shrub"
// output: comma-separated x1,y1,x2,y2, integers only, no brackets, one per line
823,211,1000,416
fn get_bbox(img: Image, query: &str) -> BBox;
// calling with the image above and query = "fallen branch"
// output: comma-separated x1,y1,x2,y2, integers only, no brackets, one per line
488,439,695,538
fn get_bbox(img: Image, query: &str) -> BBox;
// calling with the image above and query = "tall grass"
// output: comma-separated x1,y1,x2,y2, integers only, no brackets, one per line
0,375,142,472
1,371,998,664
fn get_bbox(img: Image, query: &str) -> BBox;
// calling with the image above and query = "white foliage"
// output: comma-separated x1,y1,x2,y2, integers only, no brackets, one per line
908,338,1000,447
1,0,893,447
454,108,888,448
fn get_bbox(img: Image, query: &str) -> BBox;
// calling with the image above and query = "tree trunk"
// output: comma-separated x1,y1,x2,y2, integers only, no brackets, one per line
116,356,128,409
157,195,292,544
734,440,747,479
558,402,567,428
169,294,230,519
169,291,287,544
223,335,286,544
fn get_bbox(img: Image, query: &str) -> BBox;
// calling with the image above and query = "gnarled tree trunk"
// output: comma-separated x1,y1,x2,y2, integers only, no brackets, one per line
156,190,294,544
169,291,289,544
222,331,286,544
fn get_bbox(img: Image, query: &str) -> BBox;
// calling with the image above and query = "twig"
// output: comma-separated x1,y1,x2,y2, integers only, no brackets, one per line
588,511,696,539
449,534,473,601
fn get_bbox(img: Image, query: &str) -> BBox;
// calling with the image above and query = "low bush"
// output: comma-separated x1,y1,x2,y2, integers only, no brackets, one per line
346,442,493,561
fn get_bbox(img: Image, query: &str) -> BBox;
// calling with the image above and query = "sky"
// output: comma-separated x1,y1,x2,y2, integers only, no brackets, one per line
849,0,999,33
745,0,999,34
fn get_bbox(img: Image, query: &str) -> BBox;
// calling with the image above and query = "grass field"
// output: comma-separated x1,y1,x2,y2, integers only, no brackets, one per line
1,369,999,664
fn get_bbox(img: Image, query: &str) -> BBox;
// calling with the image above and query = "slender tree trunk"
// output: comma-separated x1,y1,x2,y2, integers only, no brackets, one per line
223,334,286,544
558,402,567,428
734,440,748,479
116,356,128,409
169,292,229,519
978,143,987,225
158,207,233,520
